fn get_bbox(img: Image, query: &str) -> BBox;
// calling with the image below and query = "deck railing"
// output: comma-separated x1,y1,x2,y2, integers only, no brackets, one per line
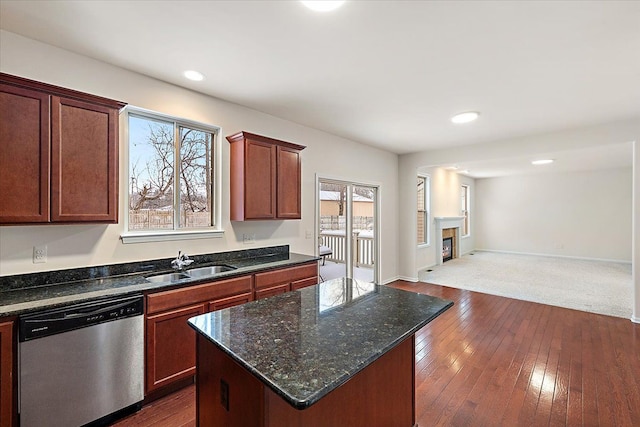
320,230,374,268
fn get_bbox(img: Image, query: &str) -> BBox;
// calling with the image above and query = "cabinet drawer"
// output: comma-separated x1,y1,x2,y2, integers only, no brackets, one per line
208,292,253,311
255,284,290,300
254,263,318,290
291,276,318,291
147,275,252,315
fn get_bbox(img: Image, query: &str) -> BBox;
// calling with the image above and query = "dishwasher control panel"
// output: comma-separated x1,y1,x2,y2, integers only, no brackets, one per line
19,295,144,341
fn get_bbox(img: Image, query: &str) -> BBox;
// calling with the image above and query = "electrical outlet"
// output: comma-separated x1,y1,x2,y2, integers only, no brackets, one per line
33,245,47,264
243,233,256,244
305,229,313,239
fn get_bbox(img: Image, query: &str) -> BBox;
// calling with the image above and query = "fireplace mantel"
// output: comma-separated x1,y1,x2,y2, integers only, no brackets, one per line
434,216,465,229
434,217,465,265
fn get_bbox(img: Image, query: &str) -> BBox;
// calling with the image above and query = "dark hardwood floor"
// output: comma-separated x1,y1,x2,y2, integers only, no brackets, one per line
112,281,640,426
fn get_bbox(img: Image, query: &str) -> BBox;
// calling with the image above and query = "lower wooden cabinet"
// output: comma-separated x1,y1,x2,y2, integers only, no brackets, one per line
145,304,204,393
291,276,319,291
255,283,290,300
209,292,252,311
0,320,15,427
255,262,319,300
144,275,253,395
144,262,318,397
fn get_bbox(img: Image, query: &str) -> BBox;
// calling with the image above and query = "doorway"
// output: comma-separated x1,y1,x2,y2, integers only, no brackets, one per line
317,177,379,283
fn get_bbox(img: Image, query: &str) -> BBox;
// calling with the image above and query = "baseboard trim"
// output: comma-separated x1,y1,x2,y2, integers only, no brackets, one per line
394,275,418,283
632,315,640,324
475,248,632,264
418,264,437,272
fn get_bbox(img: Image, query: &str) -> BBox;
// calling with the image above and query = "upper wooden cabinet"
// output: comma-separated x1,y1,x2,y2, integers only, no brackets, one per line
0,73,126,224
227,131,305,221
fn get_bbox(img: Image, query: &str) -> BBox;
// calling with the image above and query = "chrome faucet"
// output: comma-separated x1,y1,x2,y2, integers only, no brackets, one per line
171,251,194,271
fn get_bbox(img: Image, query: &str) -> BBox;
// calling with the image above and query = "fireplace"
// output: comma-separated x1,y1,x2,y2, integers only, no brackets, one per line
442,237,453,262
441,227,456,262
434,217,464,265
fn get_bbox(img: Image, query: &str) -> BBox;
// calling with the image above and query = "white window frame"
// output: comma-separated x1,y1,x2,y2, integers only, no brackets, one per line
461,184,470,238
417,174,431,247
120,106,223,244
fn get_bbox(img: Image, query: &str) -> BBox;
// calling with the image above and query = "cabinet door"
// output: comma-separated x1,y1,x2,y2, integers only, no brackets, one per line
208,292,253,311
0,84,50,223
146,304,204,394
244,139,276,219
0,320,14,427
276,145,302,219
255,283,290,300
51,96,118,222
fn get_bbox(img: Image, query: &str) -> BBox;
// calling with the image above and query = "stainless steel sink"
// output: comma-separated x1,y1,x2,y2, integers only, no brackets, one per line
146,272,190,283
146,265,237,283
187,265,236,278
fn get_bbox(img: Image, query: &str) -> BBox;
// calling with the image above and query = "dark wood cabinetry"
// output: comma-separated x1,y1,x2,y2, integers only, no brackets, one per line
208,292,252,311
145,275,253,395
227,131,305,221
0,320,15,427
255,263,319,300
144,261,318,397
0,73,125,224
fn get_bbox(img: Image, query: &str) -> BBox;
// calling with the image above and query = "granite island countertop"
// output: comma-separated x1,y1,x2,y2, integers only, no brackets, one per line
188,277,453,409
0,246,318,317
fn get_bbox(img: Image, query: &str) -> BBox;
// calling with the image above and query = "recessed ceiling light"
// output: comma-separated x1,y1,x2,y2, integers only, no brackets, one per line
451,111,480,124
531,159,554,165
183,70,204,81
301,1,345,12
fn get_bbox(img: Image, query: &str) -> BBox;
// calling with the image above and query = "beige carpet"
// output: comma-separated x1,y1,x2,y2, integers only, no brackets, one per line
420,251,633,319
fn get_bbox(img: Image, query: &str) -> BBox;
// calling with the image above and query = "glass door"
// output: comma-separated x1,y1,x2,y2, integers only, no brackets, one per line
317,178,378,283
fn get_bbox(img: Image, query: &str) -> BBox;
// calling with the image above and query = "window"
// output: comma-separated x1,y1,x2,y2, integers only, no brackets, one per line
417,175,430,245
461,184,470,236
123,107,220,242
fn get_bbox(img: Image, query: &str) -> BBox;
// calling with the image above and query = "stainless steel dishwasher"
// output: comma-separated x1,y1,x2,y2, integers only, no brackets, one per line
19,295,144,427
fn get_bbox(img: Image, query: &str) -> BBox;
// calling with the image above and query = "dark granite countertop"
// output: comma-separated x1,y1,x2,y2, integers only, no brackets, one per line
188,277,453,409
0,246,318,317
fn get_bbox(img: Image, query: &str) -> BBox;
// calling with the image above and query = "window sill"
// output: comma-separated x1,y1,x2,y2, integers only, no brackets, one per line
461,234,471,239
417,243,431,249
121,229,224,244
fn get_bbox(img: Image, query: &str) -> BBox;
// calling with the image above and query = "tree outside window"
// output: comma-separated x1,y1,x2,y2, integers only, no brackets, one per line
128,113,215,231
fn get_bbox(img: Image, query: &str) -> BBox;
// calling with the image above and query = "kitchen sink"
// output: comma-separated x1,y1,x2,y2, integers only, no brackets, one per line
146,272,190,283
146,265,237,283
187,265,236,278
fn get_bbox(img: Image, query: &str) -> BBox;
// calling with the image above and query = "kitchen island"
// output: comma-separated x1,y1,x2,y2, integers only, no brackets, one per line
188,278,453,427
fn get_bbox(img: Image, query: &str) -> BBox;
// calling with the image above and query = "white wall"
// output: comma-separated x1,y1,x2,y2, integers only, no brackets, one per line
475,168,632,262
0,30,399,281
399,121,639,321
415,167,475,273
633,141,640,323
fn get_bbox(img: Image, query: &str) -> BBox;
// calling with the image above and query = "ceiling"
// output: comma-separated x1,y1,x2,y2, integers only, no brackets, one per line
1,1,639,168
439,141,633,179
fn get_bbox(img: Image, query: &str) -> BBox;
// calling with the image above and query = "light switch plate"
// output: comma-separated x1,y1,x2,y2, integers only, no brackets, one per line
243,233,256,244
